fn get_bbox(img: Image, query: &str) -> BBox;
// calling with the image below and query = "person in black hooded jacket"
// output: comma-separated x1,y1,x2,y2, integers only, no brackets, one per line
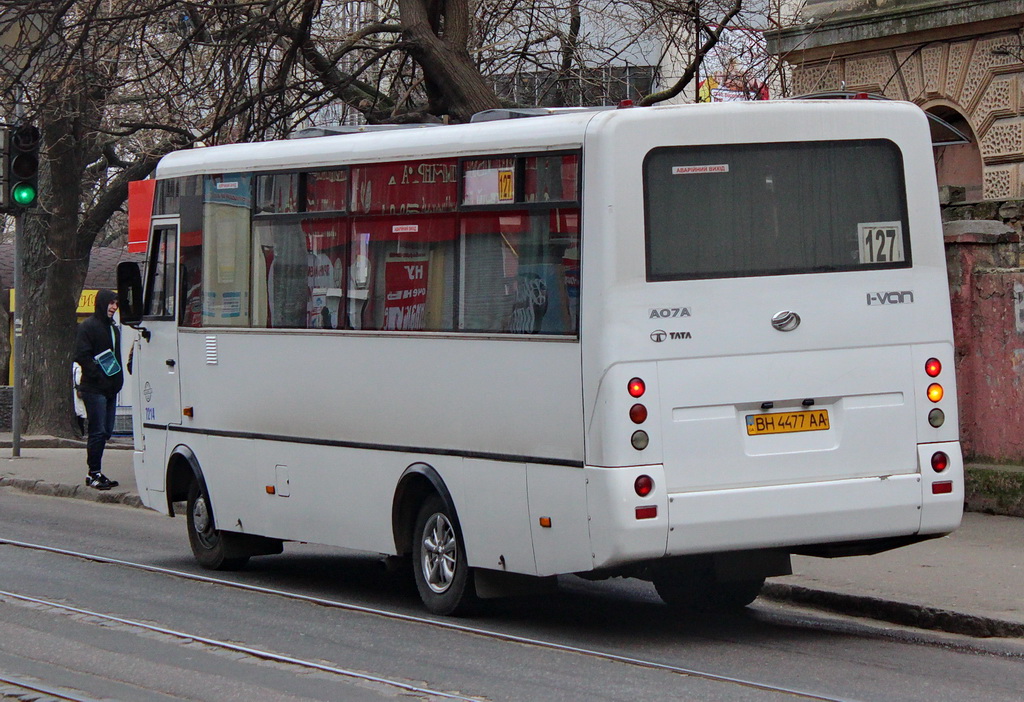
73,289,123,490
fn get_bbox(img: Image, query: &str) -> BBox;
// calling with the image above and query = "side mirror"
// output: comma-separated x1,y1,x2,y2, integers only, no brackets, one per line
117,261,144,326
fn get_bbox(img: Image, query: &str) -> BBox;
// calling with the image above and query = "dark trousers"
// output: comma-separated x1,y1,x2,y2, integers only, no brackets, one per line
82,391,117,474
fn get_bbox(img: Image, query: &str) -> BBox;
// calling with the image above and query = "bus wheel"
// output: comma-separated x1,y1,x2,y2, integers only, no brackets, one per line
186,481,249,571
412,495,475,615
653,564,763,612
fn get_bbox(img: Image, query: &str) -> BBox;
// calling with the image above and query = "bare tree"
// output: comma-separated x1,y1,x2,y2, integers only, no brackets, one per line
0,0,506,434
0,0,782,435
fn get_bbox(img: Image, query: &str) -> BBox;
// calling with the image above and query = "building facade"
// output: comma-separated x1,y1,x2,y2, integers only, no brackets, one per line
768,0,1023,202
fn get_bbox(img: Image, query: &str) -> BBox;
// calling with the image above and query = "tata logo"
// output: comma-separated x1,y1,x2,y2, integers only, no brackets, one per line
649,307,691,319
650,330,692,342
867,290,914,306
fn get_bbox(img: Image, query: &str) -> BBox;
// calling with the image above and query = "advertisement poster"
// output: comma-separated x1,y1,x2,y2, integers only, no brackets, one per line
351,160,458,215
384,255,430,331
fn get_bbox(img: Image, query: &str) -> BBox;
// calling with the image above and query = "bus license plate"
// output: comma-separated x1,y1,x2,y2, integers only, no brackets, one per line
745,410,830,436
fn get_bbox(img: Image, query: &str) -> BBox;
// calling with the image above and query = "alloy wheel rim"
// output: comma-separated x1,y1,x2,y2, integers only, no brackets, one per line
421,512,457,594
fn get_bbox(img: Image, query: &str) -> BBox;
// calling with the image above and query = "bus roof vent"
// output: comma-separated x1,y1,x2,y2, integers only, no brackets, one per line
470,106,615,122
288,123,443,139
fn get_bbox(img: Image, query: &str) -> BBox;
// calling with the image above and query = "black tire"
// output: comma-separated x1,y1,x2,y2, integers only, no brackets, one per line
186,481,249,571
653,560,763,612
412,494,475,615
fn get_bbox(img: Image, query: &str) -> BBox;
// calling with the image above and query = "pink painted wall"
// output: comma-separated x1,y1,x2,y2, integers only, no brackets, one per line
945,221,1024,462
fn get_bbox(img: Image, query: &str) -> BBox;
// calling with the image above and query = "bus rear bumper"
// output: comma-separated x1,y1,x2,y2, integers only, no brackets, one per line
664,474,926,558
586,451,963,570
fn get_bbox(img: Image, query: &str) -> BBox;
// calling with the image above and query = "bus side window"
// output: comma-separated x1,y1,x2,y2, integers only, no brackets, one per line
202,174,252,327
461,208,579,335
144,226,176,319
179,195,204,327
252,216,348,329
348,216,457,332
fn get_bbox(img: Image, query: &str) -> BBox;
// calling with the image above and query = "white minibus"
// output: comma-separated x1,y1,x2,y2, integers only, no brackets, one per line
119,99,962,614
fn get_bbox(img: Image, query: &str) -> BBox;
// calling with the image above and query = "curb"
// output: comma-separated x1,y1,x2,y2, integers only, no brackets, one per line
761,583,1024,639
0,438,133,450
0,477,144,509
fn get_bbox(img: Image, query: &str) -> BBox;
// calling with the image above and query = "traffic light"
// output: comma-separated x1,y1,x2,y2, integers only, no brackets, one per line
6,124,40,210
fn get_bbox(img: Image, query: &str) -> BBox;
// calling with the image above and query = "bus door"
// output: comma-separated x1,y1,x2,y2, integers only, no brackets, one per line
136,220,183,499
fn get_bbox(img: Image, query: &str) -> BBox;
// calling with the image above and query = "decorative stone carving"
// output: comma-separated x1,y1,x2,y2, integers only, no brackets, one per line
846,53,895,93
793,63,842,96
946,40,973,99
985,166,1014,200
981,120,1024,162
922,44,946,97
895,49,923,100
975,78,1016,135
961,36,1011,111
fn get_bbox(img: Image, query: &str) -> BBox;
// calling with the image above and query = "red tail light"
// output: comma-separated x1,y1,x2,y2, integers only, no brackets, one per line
634,475,654,497
931,452,949,472
629,403,648,424
628,378,646,398
635,506,657,519
932,481,953,495
925,358,942,377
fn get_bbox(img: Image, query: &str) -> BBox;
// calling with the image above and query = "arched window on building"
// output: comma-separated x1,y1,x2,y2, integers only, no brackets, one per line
927,105,982,203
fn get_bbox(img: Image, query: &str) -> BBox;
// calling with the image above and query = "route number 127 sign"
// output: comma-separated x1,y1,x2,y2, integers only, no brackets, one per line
858,222,905,264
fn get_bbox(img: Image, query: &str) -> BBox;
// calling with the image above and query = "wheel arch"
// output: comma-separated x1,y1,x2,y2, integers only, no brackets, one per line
165,444,209,518
392,462,460,557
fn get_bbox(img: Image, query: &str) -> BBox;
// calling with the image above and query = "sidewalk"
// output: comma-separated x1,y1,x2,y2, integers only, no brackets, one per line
0,435,1021,640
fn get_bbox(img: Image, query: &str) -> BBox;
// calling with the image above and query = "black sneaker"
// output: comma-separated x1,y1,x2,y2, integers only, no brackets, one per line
86,472,119,490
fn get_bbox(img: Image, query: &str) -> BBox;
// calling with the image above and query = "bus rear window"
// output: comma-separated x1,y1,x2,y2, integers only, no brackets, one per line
644,140,910,281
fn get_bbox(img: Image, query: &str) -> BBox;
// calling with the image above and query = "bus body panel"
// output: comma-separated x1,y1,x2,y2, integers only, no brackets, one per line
175,330,584,465
527,464,593,575
655,345,915,493
173,434,577,576
584,465,669,568
917,441,964,533
165,329,584,576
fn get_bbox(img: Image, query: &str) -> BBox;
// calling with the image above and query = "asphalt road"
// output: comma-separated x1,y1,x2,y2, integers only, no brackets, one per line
0,489,1021,701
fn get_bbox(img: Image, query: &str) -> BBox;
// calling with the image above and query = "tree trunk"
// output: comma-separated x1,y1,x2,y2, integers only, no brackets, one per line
398,0,501,122
21,71,102,437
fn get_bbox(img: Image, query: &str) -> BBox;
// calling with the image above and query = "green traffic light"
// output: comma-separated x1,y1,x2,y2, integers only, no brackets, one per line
11,182,37,206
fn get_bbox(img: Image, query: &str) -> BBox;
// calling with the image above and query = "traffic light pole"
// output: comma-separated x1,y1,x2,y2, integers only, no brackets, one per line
11,209,23,457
